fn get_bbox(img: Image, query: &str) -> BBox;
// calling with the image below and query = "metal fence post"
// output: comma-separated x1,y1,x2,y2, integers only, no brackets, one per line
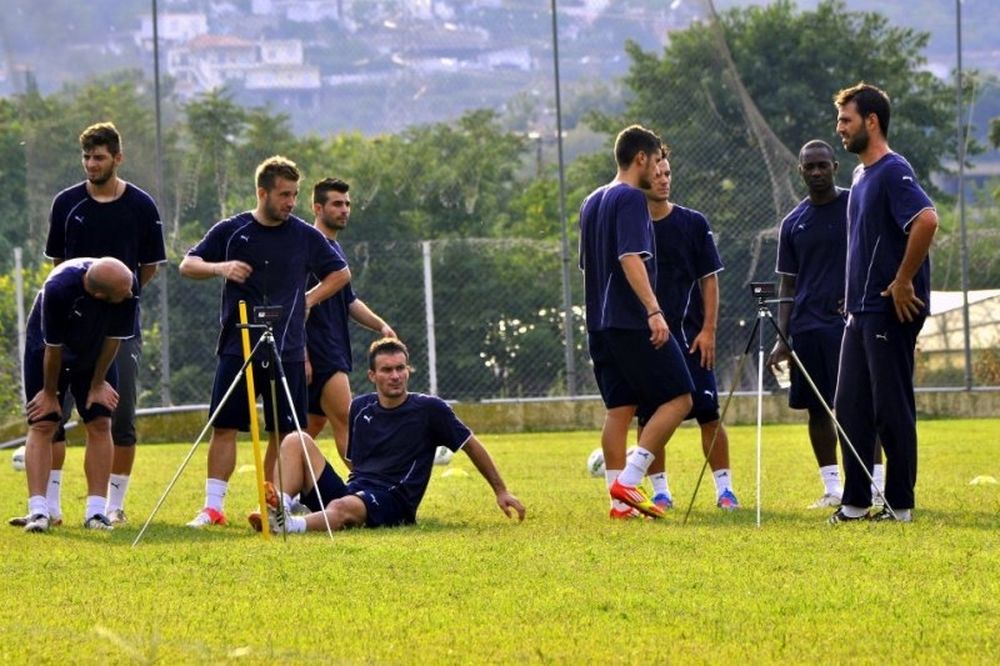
15,247,26,404
422,240,438,396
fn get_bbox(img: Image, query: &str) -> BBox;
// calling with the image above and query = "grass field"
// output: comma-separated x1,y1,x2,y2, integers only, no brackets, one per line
2,419,999,664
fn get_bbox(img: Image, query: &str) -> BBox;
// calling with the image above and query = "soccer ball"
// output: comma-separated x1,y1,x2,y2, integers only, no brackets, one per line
433,446,453,466
10,445,26,472
586,448,605,477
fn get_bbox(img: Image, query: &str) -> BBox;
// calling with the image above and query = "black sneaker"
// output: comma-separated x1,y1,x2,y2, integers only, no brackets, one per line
827,507,870,524
83,513,114,530
872,508,912,523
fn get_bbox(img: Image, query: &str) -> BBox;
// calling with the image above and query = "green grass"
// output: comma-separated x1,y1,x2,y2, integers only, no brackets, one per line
2,420,1000,664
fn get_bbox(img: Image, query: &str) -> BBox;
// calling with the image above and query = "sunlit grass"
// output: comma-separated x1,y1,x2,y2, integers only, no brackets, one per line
1,419,998,663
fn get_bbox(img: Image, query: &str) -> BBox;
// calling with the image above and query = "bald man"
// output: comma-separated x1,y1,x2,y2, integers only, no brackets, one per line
10,257,138,533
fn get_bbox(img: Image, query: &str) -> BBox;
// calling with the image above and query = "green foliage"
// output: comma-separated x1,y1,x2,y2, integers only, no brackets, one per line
1,423,998,661
0,263,50,421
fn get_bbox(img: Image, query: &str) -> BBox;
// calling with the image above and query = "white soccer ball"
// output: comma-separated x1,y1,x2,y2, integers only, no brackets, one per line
433,445,453,466
587,447,605,477
10,445,26,472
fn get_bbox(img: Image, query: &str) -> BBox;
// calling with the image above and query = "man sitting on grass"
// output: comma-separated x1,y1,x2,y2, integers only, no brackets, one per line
249,337,526,533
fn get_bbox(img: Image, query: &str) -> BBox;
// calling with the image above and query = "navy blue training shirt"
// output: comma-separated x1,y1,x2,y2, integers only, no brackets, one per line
579,182,656,331
651,204,723,349
845,153,935,315
186,212,345,361
305,237,357,375
776,189,849,334
26,258,138,368
347,392,472,521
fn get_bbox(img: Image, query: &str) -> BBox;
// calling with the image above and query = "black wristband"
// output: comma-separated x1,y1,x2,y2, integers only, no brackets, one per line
647,310,663,319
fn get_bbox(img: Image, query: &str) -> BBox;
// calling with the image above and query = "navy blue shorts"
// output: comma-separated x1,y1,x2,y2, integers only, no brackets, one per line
300,462,414,528
788,325,844,410
639,353,719,426
589,328,694,411
23,347,118,425
306,368,343,417
210,354,307,432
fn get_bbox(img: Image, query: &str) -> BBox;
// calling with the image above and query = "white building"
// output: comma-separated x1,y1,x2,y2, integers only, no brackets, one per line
136,13,209,50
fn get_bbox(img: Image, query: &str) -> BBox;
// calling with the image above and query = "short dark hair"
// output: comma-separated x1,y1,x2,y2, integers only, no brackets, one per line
255,155,300,191
613,125,661,168
798,139,835,162
79,122,122,155
834,82,891,138
368,337,409,371
313,177,350,205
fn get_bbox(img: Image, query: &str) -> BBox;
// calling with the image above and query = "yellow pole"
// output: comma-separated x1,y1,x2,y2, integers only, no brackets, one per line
239,301,270,541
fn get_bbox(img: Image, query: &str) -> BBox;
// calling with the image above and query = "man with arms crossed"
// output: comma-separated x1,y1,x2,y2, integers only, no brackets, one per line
16,258,136,532
579,124,693,519
829,83,937,523
768,140,850,509
306,178,395,467
638,145,740,511
249,338,525,533
179,156,350,527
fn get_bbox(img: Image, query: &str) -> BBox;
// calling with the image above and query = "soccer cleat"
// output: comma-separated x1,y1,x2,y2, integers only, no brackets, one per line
872,508,912,523
609,506,643,520
247,483,285,533
609,479,664,519
9,513,62,528
652,492,674,510
716,488,741,510
289,498,309,516
83,513,114,530
23,514,51,533
107,509,128,525
186,507,228,528
827,507,870,524
808,493,842,509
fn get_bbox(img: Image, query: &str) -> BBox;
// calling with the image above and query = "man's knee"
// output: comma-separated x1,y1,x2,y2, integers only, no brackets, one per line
84,417,112,437
28,420,58,440
326,495,366,529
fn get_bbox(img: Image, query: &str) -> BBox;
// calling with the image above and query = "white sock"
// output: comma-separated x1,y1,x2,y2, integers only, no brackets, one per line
819,465,842,496
649,472,670,498
605,469,628,511
86,495,106,519
617,447,654,487
287,515,307,533
28,495,48,518
282,493,294,513
205,478,228,513
106,474,130,513
713,468,733,495
871,464,885,495
46,470,63,518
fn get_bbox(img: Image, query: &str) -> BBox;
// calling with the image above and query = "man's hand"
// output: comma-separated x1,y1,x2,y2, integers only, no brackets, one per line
881,278,924,323
648,312,669,349
26,389,60,422
218,260,253,284
380,324,397,339
689,328,716,369
496,490,526,522
767,339,790,369
86,381,119,411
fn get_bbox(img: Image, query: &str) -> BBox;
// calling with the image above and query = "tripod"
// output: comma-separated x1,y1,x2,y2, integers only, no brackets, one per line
133,304,334,546
682,283,895,526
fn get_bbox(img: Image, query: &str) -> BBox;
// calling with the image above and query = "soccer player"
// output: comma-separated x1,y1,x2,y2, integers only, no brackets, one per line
36,122,166,526
179,156,351,528
637,145,740,510
13,258,137,532
305,178,395,466
768,140,849,509
578,124,693,520
248,338,525,533
828,83,938,523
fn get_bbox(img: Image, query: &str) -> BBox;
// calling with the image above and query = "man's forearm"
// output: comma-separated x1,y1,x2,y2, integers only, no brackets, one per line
463,436,508,495
700,274,719,332
896,210,938,283
91,338,121,387
620,254,659,314
41,345,63,394
348,300,388,332
306,268,351,309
